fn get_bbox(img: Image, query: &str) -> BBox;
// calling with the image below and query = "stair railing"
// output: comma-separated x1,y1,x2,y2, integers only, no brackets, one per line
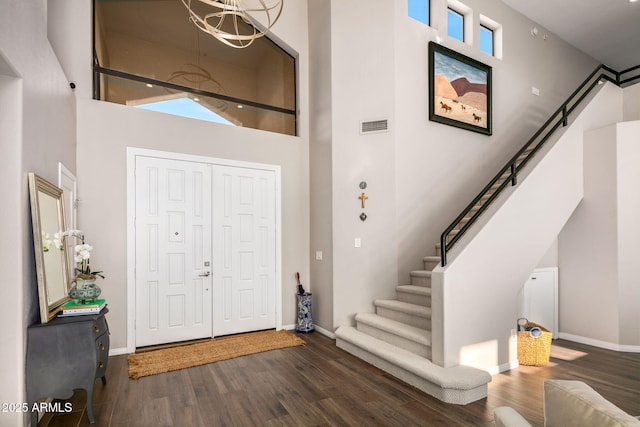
440,63,640,267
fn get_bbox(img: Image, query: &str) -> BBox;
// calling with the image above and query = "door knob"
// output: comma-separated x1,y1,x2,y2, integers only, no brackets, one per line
199,271,211,277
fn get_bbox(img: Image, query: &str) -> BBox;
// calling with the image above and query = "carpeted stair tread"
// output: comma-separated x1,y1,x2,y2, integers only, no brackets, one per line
356,312,431,346
335,325,491,391
423,256,440,264
374,299,431,318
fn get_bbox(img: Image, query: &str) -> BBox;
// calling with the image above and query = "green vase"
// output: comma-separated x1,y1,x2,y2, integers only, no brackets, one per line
69,278,102,304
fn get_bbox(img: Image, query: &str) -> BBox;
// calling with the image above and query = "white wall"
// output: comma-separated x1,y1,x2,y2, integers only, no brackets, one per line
536,239,558,267
318,0,599,332
47,0,309,352
47,0,92,97
76,100,310,351
559,125,619,344
394,0,598,285
0,71,25,427
308,0,334,332
330,0,399,328
614,122,640,347
559,120,640,349
0,1,76,425
431,83,624,370
623,83,640,121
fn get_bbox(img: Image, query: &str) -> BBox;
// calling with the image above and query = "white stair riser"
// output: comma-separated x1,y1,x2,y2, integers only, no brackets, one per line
410,275,432,287
396,291,430,307
357,322,431,358
376,306,431,329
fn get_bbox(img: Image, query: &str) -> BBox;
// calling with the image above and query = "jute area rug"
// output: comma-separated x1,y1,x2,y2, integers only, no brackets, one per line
128,329,306,379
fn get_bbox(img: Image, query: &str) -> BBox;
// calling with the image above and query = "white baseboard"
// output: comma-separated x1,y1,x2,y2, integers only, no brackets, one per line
486,360,519,375
313,325,336,339
558,332,640,353
109,347,130,356
283,323,336,339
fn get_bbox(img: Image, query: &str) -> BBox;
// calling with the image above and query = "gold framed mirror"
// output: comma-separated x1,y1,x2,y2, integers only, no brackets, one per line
28,173,71,323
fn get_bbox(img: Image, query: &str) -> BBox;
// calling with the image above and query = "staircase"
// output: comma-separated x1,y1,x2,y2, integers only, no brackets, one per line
335,244,491,405
334,65,640,406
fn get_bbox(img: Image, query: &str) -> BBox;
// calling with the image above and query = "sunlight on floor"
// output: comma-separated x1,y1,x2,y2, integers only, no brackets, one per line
550,343,589,361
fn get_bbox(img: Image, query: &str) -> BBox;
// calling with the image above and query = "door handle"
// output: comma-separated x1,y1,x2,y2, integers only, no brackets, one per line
199,271,211,277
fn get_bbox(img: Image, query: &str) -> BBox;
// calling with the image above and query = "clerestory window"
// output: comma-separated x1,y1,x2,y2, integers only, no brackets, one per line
93,0,297,136
408,0,430,26
479,25,494,56
447,7,464,42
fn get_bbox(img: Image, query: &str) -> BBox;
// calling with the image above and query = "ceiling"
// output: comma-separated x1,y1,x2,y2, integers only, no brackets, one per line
502,0,640,71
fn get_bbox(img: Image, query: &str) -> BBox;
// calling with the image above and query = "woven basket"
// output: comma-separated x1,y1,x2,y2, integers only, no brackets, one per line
517,321,552,366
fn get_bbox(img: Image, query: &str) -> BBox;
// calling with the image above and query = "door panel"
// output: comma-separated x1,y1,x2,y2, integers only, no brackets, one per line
519,268,558,337
135,156,212,347
212,165,276,336
133,155,278,346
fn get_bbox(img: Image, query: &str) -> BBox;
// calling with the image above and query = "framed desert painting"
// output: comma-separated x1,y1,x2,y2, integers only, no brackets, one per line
428,42,492,135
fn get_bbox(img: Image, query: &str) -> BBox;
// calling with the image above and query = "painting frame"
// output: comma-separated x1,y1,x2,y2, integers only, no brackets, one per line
428,42,492,135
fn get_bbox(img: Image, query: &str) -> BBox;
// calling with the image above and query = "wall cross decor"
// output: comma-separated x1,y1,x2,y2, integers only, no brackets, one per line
358,192,368,209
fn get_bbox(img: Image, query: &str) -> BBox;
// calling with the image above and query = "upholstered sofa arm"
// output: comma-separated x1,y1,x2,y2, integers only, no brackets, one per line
493,407,533,427
544,380,640,427
494,379,640,427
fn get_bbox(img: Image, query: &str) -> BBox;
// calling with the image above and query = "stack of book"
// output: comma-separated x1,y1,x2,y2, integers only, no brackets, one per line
58,299,106,317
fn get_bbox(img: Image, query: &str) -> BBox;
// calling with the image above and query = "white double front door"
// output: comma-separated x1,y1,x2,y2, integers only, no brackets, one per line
134,155,277,347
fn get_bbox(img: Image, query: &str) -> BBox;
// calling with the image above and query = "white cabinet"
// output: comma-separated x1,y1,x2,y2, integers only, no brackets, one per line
518,267,558,337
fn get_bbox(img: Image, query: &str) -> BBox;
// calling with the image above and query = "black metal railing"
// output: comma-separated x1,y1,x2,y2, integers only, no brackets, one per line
94,65,297,117
440,63,640,267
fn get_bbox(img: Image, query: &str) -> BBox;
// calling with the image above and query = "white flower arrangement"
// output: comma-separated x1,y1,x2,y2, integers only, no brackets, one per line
41,231,64,252
42,231,53,252
63,230,105,280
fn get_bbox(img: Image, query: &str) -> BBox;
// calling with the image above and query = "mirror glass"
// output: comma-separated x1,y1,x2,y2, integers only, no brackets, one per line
28,173,71,322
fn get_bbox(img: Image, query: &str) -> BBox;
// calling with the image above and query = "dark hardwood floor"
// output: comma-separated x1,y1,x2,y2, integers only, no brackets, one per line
38,333,640,426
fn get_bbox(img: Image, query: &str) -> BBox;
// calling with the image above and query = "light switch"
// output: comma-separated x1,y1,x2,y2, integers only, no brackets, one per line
354,238,361,248
315,251,323,261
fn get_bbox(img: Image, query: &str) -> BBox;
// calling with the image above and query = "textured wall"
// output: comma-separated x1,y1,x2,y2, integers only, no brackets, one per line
0,1,77,424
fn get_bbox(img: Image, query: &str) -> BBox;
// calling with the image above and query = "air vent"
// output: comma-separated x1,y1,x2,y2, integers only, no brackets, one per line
360,119,389,134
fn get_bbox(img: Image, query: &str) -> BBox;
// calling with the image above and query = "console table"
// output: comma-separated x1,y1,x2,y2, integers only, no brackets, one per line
26,308,109,425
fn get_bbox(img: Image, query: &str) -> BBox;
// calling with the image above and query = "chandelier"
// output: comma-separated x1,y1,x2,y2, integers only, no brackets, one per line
181,0,283,49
